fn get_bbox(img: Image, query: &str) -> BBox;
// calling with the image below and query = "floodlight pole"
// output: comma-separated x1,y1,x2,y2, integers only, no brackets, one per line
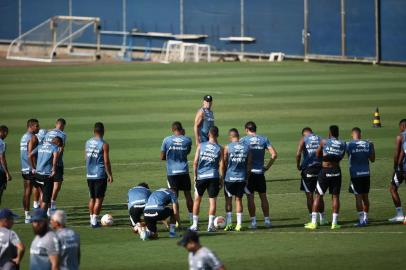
18,0,21,36
374,0,381,64
303,0,309,62
340,0,346,58
122,0,127,50
180,0,184,34
240,0,244,60
68,0,73,52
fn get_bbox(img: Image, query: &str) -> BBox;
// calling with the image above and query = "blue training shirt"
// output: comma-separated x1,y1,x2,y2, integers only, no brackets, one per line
199,108,214,143
20,132,34,174
144,188,178,210
45,128,66,167
161,135,192,176
85,137,106,180
401,131,406,171
36,142,59,176
197,142,221,180
32,129,48,156
301,133,322,170
240,134,272,174
225,141,250,182
127,186,152,209
347,139,374,178
322,137,346,163
0,139,6,173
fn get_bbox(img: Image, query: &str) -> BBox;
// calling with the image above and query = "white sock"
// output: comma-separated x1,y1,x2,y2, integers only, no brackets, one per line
264,216,271,223
319,212,325,222
192,215,199,227
25,211,30,218
188,212,193,222
358,211,364,223
396,207,404,216
236,213,242,226
208,215,215,228
33,201,39,209
363,211,368,221
250,216,257,225
90,215,93,225
47,208,51,217
226,212,232,225
169,224,176,233
94,214,98,224
332,213,339,225
311,212,317,224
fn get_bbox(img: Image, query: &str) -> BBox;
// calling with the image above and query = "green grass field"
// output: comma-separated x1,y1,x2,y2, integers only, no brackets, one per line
0,61,406,269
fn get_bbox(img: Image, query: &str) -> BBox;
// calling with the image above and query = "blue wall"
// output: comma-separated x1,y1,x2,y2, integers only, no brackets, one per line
0,0,406,63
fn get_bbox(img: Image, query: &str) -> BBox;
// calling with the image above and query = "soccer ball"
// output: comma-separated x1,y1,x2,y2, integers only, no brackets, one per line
100,214,114,226
214,216,226,229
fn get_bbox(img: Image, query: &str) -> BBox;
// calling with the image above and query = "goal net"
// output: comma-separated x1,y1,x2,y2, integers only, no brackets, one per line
7,16,101,62
160,41,211,63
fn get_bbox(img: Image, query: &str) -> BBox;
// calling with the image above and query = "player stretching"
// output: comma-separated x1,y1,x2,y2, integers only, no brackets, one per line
44,118,67,211
85,122,113,228
161,121,193,222
296,127,327,225
388,119,406,222
223,128,251,231
347,127,375,226
127,182,151,232
194,95,214,145
20,119,40,223
190,126,224,232
305,125,345,230
0,126,12,205
240,121,277,229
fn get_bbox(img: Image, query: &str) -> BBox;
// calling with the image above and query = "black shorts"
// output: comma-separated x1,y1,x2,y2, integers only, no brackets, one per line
167,174,191,191
224,181,246,198
300,166,321,193
349,176,370,194
0,172,7,203
195,178,220,198
22,173,34,181
391,171,406,188
246,173,267,194
87,179,107,199
316,167,342,195
35,174,54,204
129,206,145,226
53,166,64,182
144,208,173,233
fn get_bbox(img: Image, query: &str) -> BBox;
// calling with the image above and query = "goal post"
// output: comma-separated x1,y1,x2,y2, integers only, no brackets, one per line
160,40,211,63
7,16,101,62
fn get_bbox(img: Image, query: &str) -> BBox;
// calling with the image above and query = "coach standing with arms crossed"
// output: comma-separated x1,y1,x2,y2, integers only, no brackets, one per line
194,95,214,145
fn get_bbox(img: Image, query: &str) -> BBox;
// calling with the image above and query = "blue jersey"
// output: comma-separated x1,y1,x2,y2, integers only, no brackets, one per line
301,134,322,169
20,132,34,174
85,137,106,180
32,129,48,156
199,108,214,142
401,131,406,171
36,142,59,176
347,140,374,178
322,138,346,163
240,135,272,174
0,139,6,173
127,186,152,209
144,188,178,210
161,135,192,176
225,142,250,182
197,142,221,180
45,129,66,166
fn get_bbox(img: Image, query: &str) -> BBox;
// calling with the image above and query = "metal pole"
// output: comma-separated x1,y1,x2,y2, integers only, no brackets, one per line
122,0,127,49
68,0,72,51
180,0,184,34
374,0,380,64
341,0,346,58
240,0,244,60
303,0,309,62
18,0,21,36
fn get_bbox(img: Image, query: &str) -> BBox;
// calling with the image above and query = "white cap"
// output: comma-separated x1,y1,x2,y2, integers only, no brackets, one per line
51,210,66,226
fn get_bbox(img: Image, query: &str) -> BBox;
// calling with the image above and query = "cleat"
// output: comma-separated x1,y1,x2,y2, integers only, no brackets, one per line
25,217,31,224
189,225,198,232
235,224,242,232
264,221,272,228
248,223,257,229
319,219,329,226
304,222,318,230
224,224,234,231
207,226,217,232
331,224,341,230
91,222,101,229
388,215,405,223
354,221,367,227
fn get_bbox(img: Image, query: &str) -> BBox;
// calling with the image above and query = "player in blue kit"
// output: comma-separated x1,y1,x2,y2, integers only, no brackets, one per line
190,126,224,232
161,121,193,222
296,127,327,225
85,122,113,228
20,119,40,223
305,125,346,230
240,121,277,229
32,128,48,209
0,126,11,205
388,119,406,223
194,95,214,145
223,128,251,232
35,136,63,214
347,127,375,226
143,188,180,239
127,182,151,232
44,118,67,211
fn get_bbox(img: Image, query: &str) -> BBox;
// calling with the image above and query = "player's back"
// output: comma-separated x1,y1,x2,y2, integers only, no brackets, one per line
0,227,18,267
145,188,177,210
20,132,33,173
128,186,152,209
85,137,105,179
322,138,346,163
36,142,58,175
301,134,322,169
197,141,221,180
56,228,80,270
347,140,373,177
225,141,249,182
162,135,192,175
45,128,66,166
240,134,271,174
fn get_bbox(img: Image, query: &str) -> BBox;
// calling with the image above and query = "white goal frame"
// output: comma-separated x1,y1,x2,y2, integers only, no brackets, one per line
161,40,211,63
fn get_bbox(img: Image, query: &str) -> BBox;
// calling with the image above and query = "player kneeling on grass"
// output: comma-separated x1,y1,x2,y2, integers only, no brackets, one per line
305,125,345,230
127,182,151,233
143,188,180,239
223,128,251,232
190,126,224,232
347,127,375,227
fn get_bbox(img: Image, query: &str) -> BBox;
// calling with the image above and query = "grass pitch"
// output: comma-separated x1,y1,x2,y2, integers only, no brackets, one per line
0,61,406,269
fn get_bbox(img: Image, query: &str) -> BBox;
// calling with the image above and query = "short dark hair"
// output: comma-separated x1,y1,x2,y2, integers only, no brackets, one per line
245,121,257,132
399,119,406,126
0,125,8,133
137,182,149,189
56,118,66,126
27,119,39,128
172,121,183,132
94,122,105,134
209,126,219,138
301,127,312,135
352,127,361,134
228,128,239,138
329,125,339,138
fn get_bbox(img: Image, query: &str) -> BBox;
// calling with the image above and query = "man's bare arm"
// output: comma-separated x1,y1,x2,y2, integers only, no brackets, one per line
222,146,228,178
160,151,166,161
219,147,225,188
0,152,11,181
296,137,305,170
394,135,403,169
369,142,376,163
103,143,113,183
193,145,200,181
49,255,59,270
316,141,324,158
193,110,204,145
28,135,39,171
264,146,277,171
12,242,25,265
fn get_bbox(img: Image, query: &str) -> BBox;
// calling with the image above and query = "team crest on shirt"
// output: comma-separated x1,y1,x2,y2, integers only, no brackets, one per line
173,137,184,143
206,144,215,151
234,144,244,150
249,137,259,144
355,141,367,146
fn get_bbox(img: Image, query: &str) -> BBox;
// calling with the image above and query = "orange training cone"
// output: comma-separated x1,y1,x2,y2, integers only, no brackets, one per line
373,107,382,128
